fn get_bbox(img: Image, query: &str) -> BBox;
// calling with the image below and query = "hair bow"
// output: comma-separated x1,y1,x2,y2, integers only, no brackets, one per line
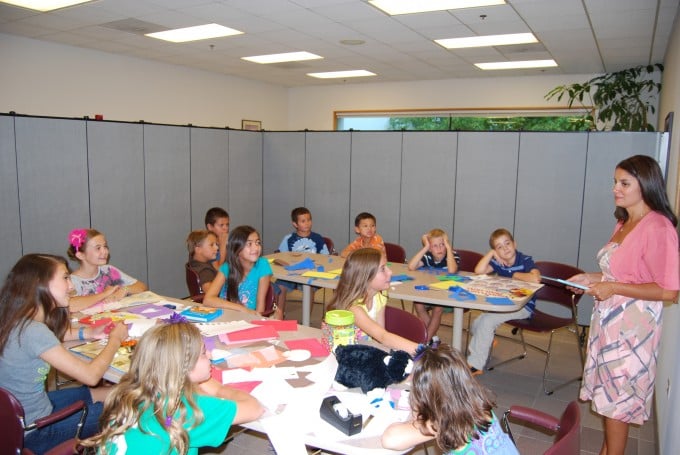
68,228,88,252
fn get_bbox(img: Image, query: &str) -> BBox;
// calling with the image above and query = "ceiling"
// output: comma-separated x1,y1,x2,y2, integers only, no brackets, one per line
0,0,676,87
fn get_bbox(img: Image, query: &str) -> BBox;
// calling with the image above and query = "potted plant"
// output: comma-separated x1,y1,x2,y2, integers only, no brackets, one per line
545,64,664,131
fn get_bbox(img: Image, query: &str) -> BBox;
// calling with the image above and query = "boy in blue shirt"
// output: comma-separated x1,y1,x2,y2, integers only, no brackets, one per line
467,228,540,375
275,207,329,318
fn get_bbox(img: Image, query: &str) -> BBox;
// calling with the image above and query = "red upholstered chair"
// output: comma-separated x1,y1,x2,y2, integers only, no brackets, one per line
261,282,276,317
0,386,87,455
384,242,406,264
185,263,204,303
502,401,580,455
487,261,585,395
323,236,337,256
384,242,407,309
384,305,428,344
455,249,484,273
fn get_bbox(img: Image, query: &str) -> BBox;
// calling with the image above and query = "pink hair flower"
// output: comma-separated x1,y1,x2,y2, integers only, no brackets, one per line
69,228,88,252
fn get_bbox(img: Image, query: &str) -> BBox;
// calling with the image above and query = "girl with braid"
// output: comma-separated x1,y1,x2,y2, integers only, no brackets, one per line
81,322,262,454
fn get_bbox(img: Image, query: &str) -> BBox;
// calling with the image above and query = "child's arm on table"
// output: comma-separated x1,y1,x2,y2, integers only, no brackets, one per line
199,378,264,424
407,234,429,271
203,272,259,316
350,306,418,355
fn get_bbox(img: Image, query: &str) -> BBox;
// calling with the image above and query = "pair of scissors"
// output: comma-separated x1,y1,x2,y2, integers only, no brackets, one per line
448,285,476,301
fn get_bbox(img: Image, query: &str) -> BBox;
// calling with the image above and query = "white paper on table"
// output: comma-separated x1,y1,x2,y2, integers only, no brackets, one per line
260,413,308,455
127,319,157,337
80,291,163,315
210,348,232,361
250,376,297,411
250,366,299,380
217,368,255,384
195,320,255,337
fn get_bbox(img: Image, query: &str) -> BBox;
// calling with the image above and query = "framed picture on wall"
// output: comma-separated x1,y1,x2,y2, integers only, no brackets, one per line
242,119,262,131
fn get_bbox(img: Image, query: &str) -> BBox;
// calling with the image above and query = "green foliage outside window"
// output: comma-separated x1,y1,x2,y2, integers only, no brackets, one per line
387,116,590,132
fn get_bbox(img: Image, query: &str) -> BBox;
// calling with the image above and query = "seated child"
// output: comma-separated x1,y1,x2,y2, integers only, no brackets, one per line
204,226,272,316
467,228,540,375
186,230,219,293
381,343,518,454
341,212,386,257
80,322,263,454
205,207,230,269
67,228,147,313
275,207,329,318
407,228,461,341
330,248,418,355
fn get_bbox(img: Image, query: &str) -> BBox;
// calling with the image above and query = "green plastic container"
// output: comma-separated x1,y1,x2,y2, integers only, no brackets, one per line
324,309,355,351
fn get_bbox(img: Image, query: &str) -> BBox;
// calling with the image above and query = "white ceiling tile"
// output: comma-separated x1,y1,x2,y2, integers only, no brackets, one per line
0,0,673,87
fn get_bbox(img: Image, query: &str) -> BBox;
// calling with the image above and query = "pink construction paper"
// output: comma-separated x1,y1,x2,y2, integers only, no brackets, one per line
284,338,329,357
251,319,298,331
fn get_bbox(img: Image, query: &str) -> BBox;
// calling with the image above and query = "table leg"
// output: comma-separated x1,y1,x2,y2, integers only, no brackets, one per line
452,307,463,351
302,285,312,326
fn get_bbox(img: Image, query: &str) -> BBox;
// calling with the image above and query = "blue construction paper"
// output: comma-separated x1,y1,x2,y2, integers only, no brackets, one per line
391,274,414,282
486,296,514,305
317,265,325,272
284,257,315,271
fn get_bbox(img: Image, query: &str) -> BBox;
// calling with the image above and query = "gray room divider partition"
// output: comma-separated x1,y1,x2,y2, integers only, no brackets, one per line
0,114,661,317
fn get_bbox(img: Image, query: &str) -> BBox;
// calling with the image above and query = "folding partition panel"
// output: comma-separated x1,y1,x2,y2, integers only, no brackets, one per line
190,127,229,230
14,117,90,259
400,132,457,256
143,124,191,298
576,132,659,325
87,121,147,284
0,116,21,278
349,132,403,245
228,130,263,234
454,132,520,253
514,132,588,265
262,132,306,253
304,132,352,250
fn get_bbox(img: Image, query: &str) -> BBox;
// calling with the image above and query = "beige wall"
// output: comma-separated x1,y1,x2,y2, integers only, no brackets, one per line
286,74,602,131
656,9,680,454
0,33,289,130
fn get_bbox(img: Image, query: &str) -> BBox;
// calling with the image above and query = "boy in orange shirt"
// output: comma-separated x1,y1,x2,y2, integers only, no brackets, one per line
341,212,386,257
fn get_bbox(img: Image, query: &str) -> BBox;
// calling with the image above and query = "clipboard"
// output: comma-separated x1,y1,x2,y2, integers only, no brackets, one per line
541,276,589,290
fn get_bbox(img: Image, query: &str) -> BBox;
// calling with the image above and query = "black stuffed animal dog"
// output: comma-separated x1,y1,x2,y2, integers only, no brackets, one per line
334,344,412,393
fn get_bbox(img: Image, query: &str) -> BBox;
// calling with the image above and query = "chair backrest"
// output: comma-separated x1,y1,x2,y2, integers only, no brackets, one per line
535,261,584,310
456,249,484,273
185,263,203,296
0,386,26,452
262,282,276,317
384,242,406,263
546,401,580,455
323,236,337,255
384,305,428,344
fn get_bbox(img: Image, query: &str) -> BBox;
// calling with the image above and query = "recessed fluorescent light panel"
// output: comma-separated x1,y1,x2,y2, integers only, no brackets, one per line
369,0,505,15
242,52,323,64
0,0,93,11
146,24,243,43
475,59,558,70
307,70,376,79
436,33,537,49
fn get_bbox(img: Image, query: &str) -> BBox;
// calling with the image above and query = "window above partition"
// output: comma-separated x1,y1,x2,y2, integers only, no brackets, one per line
335,108,593,132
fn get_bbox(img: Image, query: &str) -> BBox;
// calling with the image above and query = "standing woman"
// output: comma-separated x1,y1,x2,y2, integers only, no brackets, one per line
0,254,128,453
569,155,679,455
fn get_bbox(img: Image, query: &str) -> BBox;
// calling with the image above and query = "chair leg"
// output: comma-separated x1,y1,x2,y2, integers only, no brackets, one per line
542,324,585,395
486,329,528,371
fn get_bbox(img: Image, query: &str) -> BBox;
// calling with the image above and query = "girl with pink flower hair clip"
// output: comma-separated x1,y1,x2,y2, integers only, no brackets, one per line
67,228,147,313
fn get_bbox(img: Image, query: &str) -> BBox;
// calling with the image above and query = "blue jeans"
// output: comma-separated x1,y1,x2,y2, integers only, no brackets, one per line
24,386,103,455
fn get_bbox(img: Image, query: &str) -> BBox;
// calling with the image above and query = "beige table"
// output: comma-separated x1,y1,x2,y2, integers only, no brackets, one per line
268,252,542,350
71,296,408,455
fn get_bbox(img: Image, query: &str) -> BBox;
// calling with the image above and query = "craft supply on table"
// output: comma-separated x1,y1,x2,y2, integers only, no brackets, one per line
321,309,355,353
